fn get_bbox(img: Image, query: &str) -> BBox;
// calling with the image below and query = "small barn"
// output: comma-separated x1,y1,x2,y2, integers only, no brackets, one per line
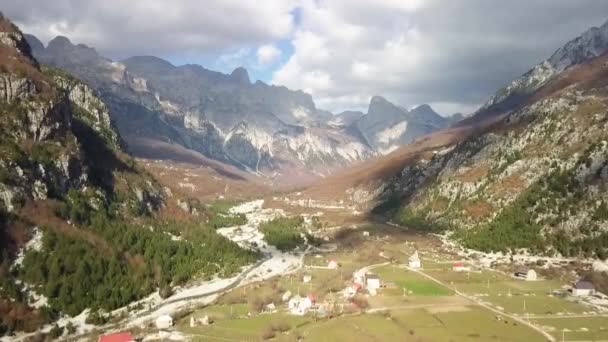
572,281,595,296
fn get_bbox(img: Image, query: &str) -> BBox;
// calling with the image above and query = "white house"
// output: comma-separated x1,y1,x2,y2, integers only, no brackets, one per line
526,269,538,281
409,250,421,268
366,273,381,291
363,231,370,237
288,294,315,315
572,281,595,296
288,295,302,310
155,315,173,329
353,271,366,285
328,259,339,269
303,274,312,283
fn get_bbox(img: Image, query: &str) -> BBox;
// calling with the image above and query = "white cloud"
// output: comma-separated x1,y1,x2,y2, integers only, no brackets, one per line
216,48,252,71
4,0,608,115
271,0,608,113
256,44,282,65
2,0,297,56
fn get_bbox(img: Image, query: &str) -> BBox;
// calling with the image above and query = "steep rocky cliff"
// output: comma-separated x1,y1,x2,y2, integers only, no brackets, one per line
380,34,608,257
24,35,381,176
0,27,161,215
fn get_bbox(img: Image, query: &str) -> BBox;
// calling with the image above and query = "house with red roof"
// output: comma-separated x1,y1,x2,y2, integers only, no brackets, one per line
98,331,134,342
452,262,470,272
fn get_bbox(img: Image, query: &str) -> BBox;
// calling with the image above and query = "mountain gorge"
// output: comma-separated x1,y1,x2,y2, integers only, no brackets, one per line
24,34,451,179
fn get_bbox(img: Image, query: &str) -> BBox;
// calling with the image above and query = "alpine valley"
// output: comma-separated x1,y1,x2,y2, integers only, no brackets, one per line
3,6,608,342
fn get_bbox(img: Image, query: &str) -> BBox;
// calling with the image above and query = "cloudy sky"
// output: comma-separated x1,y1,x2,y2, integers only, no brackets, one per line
3,0,608,115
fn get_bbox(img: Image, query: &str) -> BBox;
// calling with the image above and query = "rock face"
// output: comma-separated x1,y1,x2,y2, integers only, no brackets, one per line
24,35,450,176
372,22,608,257
0,16,161,213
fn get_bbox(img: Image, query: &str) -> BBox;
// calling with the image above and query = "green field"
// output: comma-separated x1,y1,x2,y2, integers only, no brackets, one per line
374,265,452,296
179,305,547,341
532,316,608,341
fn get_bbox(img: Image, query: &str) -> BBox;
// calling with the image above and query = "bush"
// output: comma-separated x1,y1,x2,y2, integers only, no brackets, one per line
261,327,276,340
49,324,63,339
394,208,448,233
159,285,174,299
85,310,108,325
270,320,290,333
66,321,76,335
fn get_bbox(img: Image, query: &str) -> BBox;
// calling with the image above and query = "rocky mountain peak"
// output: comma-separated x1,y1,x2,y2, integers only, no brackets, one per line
230,66,250,84
367,95,404,117
480,18,608,115
23,33,44,54
410,104,438,117
548,18,608,71
47,35,72,50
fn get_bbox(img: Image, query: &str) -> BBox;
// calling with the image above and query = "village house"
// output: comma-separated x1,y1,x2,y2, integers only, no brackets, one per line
409,250,421,268
353,271,366,285
572,281,595,296
344,283,362,298
288,294,316,315
98,332,134,342
366,273,381,291
328,259,339,269
452,262,470,272
282,290,292,302
303,274,312,283
155,315,173,330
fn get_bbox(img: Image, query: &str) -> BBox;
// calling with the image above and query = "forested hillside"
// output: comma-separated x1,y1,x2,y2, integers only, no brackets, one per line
0,15,257,337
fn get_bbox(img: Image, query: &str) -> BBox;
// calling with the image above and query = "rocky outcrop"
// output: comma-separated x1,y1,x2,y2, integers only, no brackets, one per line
0,74,37,103
0,15,162,213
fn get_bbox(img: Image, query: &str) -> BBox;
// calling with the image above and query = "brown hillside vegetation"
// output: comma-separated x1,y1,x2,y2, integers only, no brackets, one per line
129,137,271,202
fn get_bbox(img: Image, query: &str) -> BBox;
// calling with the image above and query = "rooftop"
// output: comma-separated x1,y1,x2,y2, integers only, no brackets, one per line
574,280,595,290
98,332,134,342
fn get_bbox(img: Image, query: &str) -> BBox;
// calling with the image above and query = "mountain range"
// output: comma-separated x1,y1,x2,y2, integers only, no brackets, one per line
24,34,456,179
309,18,608,257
